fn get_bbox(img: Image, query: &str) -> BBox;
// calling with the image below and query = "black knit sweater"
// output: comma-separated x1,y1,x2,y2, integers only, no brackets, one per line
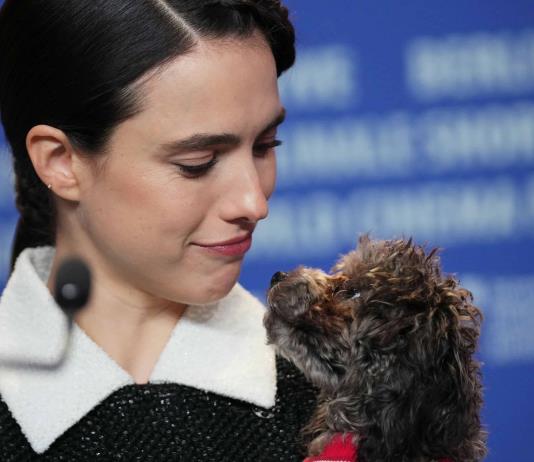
0,356,318,461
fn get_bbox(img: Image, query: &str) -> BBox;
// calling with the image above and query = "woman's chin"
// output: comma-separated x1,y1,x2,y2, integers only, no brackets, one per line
187,271,242,306
204,278,240,303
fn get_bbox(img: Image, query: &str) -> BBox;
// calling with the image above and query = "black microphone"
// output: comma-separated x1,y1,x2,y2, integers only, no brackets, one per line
54,257,91,317
0,257,92,370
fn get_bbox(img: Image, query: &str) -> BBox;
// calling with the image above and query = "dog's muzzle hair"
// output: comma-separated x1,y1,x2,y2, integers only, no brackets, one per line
263,235,487,462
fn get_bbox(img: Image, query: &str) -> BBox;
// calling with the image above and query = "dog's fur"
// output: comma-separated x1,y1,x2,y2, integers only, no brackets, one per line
264,235,486,462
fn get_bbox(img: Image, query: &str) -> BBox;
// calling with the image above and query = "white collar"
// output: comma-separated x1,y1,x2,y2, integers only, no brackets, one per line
0,247,276,454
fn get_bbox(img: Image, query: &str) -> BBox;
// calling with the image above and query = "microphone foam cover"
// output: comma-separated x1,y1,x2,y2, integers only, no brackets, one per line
54,257,92,315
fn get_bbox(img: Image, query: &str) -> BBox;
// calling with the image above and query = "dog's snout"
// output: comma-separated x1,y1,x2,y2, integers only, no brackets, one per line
270,271,288,288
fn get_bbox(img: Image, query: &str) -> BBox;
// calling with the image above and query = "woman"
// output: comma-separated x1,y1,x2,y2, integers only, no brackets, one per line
0,0,317,459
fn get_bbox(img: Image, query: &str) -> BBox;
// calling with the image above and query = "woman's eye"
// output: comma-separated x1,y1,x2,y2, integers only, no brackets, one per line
253,139,283,157
172,140,282,178
174,157,218,178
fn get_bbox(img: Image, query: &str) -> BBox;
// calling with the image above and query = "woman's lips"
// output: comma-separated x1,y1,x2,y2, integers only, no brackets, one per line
195,234,253,257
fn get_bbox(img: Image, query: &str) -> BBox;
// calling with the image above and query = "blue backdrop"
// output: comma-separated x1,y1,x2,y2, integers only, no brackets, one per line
1,1,533,460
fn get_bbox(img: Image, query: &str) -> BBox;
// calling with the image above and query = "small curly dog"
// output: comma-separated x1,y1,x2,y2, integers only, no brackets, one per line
264,235,487,462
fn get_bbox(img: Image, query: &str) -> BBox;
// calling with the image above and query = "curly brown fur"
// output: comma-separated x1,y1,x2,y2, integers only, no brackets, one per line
264,235,487,462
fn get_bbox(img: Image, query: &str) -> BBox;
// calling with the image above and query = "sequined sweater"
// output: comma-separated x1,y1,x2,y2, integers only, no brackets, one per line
0,356,317,461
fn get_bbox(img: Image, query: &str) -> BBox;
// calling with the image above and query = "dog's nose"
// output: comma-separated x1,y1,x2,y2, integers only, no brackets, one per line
270,271,288,288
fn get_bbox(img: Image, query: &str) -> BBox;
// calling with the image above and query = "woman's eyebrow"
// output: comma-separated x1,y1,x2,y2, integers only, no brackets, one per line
159,133,240,155
157,107,286,155
260,107,286,136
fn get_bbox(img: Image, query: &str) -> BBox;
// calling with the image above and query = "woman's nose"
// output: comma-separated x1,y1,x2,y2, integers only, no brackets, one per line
221,160,271,224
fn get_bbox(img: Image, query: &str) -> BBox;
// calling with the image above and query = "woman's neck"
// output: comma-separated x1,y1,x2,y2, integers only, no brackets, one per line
47,243,187,384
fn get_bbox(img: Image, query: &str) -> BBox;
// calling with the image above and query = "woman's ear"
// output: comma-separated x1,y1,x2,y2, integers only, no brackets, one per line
25,124,84,202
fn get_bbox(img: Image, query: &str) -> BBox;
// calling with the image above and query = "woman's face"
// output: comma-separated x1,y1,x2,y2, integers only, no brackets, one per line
74,34,283,306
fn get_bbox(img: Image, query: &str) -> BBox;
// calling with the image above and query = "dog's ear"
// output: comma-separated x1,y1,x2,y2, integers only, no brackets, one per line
427,286,486,461
330,235,486,461
343,277,486,461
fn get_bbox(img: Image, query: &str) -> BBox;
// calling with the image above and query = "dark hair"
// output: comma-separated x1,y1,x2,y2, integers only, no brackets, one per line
0,0,296,271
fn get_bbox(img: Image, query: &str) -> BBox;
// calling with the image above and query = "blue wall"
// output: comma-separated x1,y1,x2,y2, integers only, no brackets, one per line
1,1,533,460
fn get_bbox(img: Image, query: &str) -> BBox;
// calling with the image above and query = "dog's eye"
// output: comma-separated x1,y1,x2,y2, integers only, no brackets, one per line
350,291,361,300
341,284,361,300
